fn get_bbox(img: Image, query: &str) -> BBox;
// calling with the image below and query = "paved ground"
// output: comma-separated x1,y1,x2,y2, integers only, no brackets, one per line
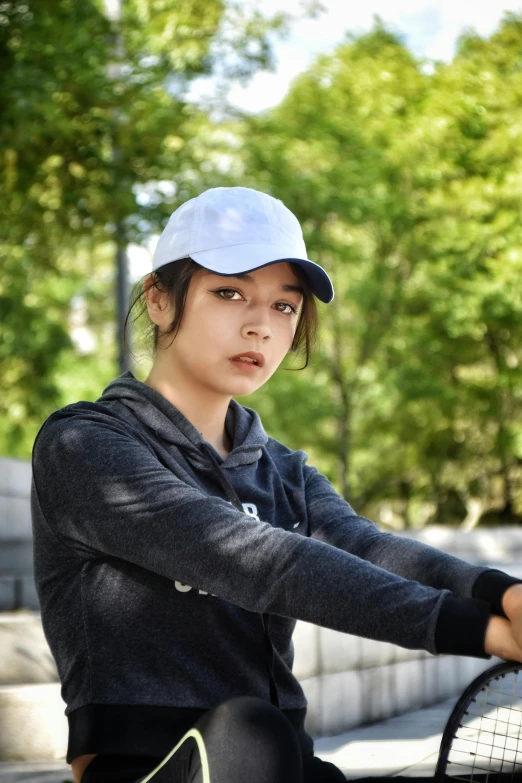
0,762,71,783
0,696,457,782
315,696,456,778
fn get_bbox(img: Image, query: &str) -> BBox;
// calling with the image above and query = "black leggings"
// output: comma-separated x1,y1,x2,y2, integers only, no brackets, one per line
81,696,346,783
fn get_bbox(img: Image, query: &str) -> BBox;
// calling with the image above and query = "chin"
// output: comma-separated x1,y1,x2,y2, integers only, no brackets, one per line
224,378,263,397
230,380,262,395
198,375,256,395
197,363,267,395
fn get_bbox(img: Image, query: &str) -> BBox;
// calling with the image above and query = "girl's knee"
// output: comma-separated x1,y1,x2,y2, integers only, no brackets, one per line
200,695,300,748
192,697,303,782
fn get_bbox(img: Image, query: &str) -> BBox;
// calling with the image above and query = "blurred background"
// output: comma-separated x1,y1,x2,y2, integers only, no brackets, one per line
1,1,522,772
2,0,522,532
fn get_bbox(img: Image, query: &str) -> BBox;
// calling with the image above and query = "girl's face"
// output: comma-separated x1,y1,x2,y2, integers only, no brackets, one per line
147,262,305,396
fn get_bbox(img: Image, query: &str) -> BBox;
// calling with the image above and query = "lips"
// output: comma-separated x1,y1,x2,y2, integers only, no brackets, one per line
229,351,265,367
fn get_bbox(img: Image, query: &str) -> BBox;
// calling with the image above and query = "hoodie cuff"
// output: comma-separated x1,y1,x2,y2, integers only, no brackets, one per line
434,594,492,659
472,569,522,618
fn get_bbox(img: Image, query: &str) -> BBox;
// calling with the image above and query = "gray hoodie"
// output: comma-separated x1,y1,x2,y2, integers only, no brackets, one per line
30,370,521,763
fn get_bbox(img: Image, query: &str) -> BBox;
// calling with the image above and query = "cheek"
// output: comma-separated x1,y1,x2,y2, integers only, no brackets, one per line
284,320,298,347
177,309,227,356
271,330,296,365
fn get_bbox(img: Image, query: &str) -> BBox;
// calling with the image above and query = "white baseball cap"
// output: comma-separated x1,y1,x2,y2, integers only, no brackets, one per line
152,186,334,303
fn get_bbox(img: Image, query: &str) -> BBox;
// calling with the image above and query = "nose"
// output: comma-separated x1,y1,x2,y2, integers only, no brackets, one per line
241,319,272,342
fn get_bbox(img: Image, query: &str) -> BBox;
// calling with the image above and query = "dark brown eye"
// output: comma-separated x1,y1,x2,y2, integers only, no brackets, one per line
276,302,299,315
214,288,240,300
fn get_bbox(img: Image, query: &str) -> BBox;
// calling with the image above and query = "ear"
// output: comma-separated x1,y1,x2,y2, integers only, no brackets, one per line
144,274,171,326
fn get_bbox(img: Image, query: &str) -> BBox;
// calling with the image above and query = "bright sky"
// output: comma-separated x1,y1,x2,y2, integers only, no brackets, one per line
188,0,522,113
127,0,522,281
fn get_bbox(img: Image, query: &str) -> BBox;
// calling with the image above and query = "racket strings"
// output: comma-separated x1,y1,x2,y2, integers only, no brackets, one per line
445,669,522,782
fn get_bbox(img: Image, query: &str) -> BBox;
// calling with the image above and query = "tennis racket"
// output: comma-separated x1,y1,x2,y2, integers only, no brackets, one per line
434,660,522,782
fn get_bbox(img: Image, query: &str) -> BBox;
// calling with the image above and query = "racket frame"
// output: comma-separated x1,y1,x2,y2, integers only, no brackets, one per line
434,660,522,783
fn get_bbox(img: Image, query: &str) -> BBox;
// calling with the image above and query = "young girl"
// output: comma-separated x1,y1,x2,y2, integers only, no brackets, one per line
31,186,522,783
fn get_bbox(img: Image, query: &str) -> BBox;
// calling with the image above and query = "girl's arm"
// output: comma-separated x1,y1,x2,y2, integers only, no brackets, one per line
304,464,522,619
32,411,493,659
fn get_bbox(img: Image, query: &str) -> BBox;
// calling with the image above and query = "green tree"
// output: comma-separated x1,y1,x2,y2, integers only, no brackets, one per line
385,14,522,526
239,15,522,527
0,0,292,456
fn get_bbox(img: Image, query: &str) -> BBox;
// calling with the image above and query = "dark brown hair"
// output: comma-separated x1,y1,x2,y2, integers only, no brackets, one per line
123,257,319,370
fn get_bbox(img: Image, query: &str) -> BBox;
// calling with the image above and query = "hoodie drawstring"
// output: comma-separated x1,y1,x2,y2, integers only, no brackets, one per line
199,442,280,709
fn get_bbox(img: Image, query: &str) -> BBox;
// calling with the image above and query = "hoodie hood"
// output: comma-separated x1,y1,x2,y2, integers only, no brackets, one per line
98,370,269,471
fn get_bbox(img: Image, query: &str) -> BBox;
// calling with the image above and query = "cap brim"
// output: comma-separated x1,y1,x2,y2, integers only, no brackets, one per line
188,243,334,304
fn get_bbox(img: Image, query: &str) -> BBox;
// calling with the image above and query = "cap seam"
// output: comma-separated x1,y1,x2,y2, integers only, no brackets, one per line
189,240,305,254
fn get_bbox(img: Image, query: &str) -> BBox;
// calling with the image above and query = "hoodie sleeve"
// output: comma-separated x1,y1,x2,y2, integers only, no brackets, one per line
304,463,522,656
32,412,492,658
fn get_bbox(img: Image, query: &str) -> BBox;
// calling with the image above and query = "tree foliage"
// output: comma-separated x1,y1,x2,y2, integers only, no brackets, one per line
3,4,521,529
239,14,522,527
0,0,288,455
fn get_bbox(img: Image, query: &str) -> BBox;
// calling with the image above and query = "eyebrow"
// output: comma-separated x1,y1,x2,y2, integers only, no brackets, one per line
211,271,305,298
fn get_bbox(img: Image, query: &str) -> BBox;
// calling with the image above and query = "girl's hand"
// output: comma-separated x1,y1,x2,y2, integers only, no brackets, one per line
502,583,522,652
484,614,522,662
